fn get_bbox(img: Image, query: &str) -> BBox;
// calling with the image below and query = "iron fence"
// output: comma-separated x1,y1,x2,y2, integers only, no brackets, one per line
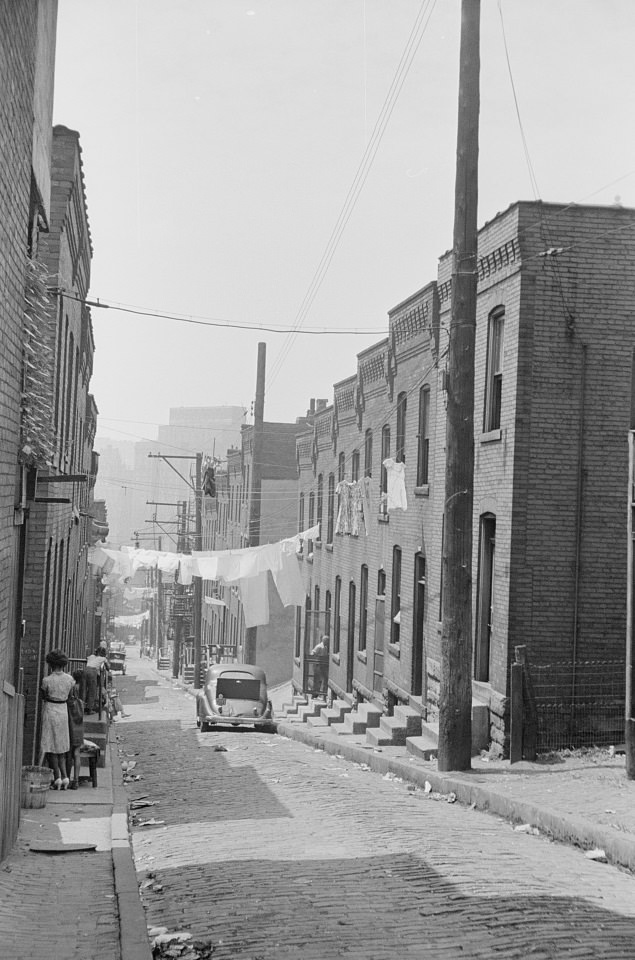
528,659,625,752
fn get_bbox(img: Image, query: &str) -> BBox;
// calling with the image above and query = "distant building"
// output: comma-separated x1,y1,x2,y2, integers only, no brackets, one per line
295,201,635,755
201,416,309,687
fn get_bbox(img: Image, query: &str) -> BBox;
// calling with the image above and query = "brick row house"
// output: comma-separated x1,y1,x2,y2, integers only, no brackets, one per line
0,6,101,858
21,125,102,766
295,201,635,756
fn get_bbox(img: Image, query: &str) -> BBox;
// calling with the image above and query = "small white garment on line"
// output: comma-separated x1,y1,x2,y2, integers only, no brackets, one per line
382,458,408,511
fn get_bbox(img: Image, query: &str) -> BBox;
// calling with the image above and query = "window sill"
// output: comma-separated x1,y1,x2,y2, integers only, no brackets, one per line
378,514,389,524
314,540,323,550
325,544,334,553
331,653,341,666
306,555,313,564
480,428,502,443
388,642,401,659
357,650,367,664
294,657,301,667
414,484,430,497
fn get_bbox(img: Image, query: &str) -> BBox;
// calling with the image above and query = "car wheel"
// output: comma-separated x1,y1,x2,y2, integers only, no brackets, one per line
201,719,211,732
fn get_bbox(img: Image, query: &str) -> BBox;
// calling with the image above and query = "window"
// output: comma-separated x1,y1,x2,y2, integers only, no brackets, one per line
364,429,373,477
298,493,305,546
327,473,335,543
351,450,360,482
381,425,391,494
333,576,342,654
475,514,496,682
484,308,504,432
308,492,315,553
325,590,332,638
390,545,401,646
314,585,320,613
338,451,346,482
316,474,323,538
347,581,356,652
417,386,430,485
396,391,407,463
304,593,312,655
359,565,368,651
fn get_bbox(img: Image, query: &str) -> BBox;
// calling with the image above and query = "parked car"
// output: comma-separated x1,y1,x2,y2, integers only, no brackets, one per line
196,664,274,732
109,649,126,674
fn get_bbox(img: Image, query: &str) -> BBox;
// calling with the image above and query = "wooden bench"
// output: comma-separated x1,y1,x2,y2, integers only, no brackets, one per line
79,743,100,788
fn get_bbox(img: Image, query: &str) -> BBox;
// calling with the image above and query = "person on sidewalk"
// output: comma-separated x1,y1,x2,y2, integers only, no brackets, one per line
85,647,111,713
311,634,330,699
67,670,85,789
39,649,75,790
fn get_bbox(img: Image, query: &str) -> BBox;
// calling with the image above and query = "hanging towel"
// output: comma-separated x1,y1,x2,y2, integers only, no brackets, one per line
239,571,270,628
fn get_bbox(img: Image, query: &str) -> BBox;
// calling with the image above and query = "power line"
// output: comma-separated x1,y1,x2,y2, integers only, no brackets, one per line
60,293,385,336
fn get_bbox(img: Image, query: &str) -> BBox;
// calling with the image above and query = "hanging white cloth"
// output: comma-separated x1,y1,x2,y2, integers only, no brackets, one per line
382,458,408,511
271,547,305,607
239,571,270,628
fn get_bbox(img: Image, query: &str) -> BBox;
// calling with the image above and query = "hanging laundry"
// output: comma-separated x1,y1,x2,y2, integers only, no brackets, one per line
382,458,408,511
350,481,363,537
239,571,270,628
335,481,355,535
271,546,305,607
358,475,373,535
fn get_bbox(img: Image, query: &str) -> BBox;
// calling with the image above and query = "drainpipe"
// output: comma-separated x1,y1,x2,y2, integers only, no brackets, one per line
570,343,587,737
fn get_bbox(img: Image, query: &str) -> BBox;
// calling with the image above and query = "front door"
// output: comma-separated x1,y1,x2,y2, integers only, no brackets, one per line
411,553,426,699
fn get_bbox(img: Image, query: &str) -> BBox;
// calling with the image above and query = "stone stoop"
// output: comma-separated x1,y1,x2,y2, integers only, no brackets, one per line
332,702,383,736
321,699,354,726
84,717,108,768
297,700,326,723
406,701,490,759
366,706,422,748
281,695,309,717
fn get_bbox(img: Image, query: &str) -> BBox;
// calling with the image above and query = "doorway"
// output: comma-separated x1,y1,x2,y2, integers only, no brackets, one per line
411,553,426,699
475,514,496,682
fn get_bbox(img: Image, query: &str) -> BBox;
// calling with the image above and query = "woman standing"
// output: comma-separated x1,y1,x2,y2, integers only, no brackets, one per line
39,649,75,790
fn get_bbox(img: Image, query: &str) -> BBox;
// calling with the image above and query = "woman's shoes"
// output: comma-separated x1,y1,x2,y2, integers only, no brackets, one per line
69,781,78,790
61,778,70,790
52,778,62,790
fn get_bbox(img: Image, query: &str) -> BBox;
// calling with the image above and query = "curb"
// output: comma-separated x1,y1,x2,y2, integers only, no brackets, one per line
108,727,153,960
276,720,635,875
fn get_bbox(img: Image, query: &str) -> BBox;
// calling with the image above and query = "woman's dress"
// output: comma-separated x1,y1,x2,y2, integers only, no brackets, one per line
40,672,75,754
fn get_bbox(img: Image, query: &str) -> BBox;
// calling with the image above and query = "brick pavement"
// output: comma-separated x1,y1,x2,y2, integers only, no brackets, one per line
113,659,635,959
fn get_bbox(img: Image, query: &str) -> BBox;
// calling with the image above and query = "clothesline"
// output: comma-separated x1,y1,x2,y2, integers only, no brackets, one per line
88,524,321,629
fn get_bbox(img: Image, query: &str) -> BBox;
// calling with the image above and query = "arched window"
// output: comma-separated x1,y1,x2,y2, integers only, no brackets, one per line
390,545,402,646
351,450,360,482
381,425,391,494
316,474,323,538
338,451,346,482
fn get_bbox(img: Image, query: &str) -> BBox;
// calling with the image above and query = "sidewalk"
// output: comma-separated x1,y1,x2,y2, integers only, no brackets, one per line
270,684,635,874
0,723,151,960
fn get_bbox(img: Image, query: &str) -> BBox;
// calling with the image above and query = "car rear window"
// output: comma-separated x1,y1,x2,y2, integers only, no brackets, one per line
216,677,261,700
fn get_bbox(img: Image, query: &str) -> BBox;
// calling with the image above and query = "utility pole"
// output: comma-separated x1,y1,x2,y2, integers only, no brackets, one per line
438,0,480,773
244,342,266,664
155,535,162,668
193,452,203,688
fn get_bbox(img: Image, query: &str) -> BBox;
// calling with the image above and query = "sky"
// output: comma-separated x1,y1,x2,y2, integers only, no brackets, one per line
52,0,635,446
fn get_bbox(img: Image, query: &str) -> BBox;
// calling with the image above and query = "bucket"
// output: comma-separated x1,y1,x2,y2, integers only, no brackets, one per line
21,765,53,809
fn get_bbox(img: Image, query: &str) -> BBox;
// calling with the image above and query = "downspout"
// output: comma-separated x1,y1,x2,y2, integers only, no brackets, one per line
570,343,587,738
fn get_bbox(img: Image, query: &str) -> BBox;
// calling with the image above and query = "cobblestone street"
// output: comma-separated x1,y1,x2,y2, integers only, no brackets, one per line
112,656,635,959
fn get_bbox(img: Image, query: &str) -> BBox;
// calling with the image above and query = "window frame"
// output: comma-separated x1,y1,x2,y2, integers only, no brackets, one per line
359,564,368,652
364,429,373,478
396,391,407,464
390,545,402,646
484,307,504,432
417,385,430,486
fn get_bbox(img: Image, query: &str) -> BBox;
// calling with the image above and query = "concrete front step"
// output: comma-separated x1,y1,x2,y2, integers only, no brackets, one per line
281,695,309,716
297,700,326,723
331,701,383,736
320,699,353,726
366,706,422,748
306,714,330,730
406,701,490,758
